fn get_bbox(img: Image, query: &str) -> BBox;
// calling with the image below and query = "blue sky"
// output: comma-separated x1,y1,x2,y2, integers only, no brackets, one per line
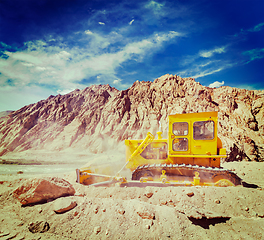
0,0,264,111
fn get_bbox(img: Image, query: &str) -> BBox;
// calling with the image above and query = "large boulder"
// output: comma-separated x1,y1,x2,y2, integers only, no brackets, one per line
13,177,75,206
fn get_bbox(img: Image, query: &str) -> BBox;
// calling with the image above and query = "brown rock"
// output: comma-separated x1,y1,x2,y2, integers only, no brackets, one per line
94,226,101,234
13,177,75,206
28,221,50,233
144,192,153,198
137,206,155,220
117,209,125,215
74,211,78,216
215,199,221,204
160,200,167,205
187,192,194,197
137,211,155,220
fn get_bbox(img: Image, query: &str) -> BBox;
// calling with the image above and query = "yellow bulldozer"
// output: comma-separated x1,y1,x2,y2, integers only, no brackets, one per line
76,112,245,187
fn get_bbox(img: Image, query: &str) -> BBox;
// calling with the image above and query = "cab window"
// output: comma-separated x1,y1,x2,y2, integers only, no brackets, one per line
173,122,188,136
140,142,167,159
193,120,214,140
172,138,188,151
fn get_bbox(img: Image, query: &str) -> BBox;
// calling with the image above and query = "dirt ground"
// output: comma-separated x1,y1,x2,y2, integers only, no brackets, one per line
0,161,264,240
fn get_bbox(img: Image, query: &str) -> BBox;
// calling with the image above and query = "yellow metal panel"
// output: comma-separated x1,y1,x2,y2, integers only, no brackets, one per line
168,154,226,158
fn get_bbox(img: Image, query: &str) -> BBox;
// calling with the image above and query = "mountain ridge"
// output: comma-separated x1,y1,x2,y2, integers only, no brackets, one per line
0,74,263,161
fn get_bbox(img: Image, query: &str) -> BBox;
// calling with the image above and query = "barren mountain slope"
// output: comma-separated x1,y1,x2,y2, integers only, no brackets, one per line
0,74,263,161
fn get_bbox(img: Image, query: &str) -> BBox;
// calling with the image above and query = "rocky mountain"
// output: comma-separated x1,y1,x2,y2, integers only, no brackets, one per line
0,111,13,118
0,74,263,161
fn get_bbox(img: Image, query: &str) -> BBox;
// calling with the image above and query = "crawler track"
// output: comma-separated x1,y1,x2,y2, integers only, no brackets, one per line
132,163,242,186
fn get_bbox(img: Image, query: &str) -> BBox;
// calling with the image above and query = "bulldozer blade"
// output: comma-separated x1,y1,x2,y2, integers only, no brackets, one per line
90,179,116,187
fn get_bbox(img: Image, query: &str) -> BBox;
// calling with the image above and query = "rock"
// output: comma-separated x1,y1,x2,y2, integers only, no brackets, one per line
143,219,154,229
53,197,77,214
160,200,167,205
187,192,194,197
117,209,125,215
74,211,78,216
137,211,155,220
28,221,50,233
137,206,155,220
94,226,101,234
13,177,75,206
94,206,99,214
144,192,153,198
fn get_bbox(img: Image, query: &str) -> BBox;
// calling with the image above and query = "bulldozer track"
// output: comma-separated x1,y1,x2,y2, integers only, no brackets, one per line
132,163,242,186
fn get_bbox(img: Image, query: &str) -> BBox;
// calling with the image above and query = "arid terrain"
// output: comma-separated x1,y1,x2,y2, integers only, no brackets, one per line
0,74,264,239
0,160,264,240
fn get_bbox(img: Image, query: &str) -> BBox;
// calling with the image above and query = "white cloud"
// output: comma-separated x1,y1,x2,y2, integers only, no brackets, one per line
6,51,43,65
143,0,187,19
0,29,183,98
250,22,264,32
57,88,75,95
129,19,134,25
145,1,164,13
112,79,131,89
21,62,34,67
99,22,105,25
199,46,226,58
85,30,93,35
234,22,264,37
0,59,8,67
56,51,71,58
181,46,227,67
178,45,234,80
191,67,224,79
35,66,46,71
208,81,224,88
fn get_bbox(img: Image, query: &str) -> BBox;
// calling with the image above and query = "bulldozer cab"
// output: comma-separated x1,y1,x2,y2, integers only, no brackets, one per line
168,112,218,156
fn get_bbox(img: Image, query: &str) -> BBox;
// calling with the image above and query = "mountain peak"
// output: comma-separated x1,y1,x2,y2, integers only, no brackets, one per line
0,75,263,162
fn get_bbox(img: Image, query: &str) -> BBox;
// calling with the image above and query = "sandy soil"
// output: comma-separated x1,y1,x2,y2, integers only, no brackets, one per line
0,160,264,240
